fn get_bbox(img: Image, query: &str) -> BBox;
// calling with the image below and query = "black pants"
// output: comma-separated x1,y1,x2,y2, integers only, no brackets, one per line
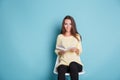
57,62,83,80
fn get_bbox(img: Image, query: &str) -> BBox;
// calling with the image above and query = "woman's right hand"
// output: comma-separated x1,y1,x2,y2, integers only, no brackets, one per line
58,50,65,55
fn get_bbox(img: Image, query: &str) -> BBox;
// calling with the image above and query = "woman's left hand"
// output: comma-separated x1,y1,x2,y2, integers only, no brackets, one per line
70,48,79,54
70,47,77,52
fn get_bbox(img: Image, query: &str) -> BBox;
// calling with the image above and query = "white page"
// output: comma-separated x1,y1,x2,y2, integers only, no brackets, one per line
56,46,75,51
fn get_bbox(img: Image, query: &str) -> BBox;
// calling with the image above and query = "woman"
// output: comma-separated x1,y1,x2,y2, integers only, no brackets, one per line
55,15,83,80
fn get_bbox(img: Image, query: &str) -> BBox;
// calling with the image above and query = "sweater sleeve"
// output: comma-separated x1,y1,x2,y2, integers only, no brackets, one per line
76,35,82,55
55,34,62,55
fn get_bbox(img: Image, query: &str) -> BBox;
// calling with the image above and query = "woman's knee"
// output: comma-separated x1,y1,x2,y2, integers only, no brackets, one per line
57,65,68,73
69,62,78,72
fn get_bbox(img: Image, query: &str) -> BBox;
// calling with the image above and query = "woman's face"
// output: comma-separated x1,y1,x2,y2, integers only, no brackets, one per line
64,19,72,33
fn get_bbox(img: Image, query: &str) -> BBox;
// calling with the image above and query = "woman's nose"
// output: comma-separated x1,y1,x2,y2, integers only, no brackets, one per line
67,24,70,27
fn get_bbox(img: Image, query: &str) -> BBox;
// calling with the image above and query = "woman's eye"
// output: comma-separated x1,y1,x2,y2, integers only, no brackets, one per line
64,23,71,25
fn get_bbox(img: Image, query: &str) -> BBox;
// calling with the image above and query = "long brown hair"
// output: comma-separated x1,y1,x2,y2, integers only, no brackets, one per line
61,15,82,41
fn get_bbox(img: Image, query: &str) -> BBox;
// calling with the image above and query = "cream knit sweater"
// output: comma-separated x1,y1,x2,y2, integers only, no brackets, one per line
55,34,83,67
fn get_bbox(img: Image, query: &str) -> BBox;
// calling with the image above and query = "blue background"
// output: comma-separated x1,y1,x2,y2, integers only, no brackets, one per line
0,0,120,80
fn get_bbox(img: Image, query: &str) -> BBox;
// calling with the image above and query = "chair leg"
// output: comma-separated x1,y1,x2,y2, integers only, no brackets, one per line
66,76,70,80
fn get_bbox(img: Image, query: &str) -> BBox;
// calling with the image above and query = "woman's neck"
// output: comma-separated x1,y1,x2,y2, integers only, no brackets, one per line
64,32,71,36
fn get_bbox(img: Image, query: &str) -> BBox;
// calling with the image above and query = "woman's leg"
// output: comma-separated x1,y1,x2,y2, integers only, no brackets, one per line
77,63,83,72
69,62,83,80
57,65,68,80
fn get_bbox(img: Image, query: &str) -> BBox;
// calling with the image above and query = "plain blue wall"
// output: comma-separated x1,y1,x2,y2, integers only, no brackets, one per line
0,0,120,80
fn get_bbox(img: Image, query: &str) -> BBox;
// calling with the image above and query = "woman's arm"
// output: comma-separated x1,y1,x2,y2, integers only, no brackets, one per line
76,35,82,55
70,35,82,55
55,35,65,55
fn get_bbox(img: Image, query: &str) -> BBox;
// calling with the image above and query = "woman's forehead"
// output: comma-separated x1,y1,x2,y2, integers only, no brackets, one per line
64,19,71,23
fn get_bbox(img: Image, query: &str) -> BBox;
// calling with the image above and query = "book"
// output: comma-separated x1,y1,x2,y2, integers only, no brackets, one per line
56,46,75,51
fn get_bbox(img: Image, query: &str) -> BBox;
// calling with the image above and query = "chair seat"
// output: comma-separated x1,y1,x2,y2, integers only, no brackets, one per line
53,70,85,76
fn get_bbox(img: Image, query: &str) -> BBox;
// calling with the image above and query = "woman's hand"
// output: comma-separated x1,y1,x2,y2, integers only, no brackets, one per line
58,50,65,55
70,48,79,55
